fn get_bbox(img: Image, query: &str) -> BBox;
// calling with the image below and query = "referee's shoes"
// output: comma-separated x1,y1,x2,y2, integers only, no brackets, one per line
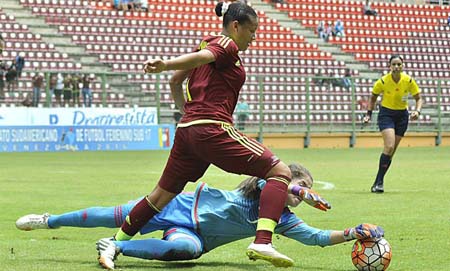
371,184,384,193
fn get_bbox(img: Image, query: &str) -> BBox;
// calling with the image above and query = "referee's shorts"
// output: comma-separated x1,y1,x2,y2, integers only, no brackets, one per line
377,106,409,136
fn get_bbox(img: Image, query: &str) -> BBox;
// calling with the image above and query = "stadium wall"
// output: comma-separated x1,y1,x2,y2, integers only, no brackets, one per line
250,132,449,149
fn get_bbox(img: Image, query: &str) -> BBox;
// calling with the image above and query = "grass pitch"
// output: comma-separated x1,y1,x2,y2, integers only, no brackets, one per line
1,147,449,271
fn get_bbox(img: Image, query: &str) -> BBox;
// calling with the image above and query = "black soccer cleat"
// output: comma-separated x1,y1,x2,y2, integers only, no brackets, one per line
371,184,384,193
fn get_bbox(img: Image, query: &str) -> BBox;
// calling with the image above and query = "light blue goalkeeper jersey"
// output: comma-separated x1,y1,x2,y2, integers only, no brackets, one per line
139,181,332,253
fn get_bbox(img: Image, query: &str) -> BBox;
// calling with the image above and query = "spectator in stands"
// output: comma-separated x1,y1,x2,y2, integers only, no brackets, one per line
235,97,250,130
55,73,64,107
342,68,353,90
5,65,17,93
49,74,57,105
334,19,345,37
363,55,423,193
324,22,333,42
317,21,325,40
173,111,182,126
81,74,94,107
0,63,5,99
313,67,327,87
71,73,81,107
15,52,26,80
133,0,144,11
9,59,19,91
0,34,5,65
112,0,120,9
363,0,378,16
31,70,44,107
328,70,345,88
140,0,148,11
63,74,72,107
447,14,450,26
120,0,135,11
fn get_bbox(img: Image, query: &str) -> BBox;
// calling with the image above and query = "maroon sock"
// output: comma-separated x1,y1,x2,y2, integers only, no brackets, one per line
120,196,160,237
255,230,273,245
254,176,289,244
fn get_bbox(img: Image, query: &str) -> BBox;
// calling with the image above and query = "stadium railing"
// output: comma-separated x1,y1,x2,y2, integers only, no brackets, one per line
8,72,449,146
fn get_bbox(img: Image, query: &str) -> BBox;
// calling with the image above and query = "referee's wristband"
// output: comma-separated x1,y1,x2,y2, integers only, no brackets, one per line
366,110,373,118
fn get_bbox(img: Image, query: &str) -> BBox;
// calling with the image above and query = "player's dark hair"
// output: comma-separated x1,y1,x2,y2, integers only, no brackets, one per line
236,163,313,200
215,1,257,27
389,54,404,64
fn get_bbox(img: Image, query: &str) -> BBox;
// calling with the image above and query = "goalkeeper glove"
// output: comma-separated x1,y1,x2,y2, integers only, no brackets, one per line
344,223,384,241
290,185,331,211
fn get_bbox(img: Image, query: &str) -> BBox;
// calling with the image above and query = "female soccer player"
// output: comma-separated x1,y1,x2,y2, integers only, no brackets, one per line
104,1,297,267
363,55,423,193
16,164,383,270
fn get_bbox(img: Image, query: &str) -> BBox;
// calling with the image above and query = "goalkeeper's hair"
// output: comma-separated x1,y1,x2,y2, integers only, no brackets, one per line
236,163,313,200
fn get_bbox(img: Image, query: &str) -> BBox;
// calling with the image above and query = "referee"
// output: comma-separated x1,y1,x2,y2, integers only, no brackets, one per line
363,55,423,193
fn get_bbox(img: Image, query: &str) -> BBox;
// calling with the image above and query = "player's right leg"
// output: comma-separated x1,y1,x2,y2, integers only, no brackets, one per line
97,227,203,270
123,227,203,261
190,123,294,267
247,161,294,267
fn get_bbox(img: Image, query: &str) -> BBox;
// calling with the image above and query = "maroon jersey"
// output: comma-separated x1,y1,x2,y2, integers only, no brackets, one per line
181,35,246,124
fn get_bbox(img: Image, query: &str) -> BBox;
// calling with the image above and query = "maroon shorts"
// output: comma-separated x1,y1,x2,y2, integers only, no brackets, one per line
158,123,280,193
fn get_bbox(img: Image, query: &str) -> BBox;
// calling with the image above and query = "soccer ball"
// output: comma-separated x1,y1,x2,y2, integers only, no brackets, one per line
351,238,392,271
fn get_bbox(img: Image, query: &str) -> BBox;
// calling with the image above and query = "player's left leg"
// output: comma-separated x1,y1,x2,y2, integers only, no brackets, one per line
372,128,395,193
16,205,133,230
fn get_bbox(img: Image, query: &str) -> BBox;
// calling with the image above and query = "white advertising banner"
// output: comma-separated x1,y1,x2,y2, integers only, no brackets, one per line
0,107,158,126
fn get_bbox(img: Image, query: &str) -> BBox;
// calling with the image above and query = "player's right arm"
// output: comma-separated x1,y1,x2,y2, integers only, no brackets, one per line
363,79,382,123
143,50,215,73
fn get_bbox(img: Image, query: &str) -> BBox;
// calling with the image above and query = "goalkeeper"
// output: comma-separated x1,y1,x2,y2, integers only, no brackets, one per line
16,163,383,270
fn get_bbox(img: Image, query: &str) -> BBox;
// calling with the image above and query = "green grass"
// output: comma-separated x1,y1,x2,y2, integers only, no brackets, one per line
1,147,449,270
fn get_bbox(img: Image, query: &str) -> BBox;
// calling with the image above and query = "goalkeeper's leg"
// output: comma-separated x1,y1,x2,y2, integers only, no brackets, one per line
16,205,132,230
116,227,203,261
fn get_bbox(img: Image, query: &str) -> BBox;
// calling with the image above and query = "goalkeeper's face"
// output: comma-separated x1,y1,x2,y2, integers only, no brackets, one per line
286,178,313,207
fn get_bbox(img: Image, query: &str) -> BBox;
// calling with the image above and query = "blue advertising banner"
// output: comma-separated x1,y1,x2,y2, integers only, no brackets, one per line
0,107,174,152
0,125,174,152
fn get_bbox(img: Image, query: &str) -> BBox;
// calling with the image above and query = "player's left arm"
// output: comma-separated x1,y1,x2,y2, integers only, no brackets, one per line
169,69,191,114
144,50,216,73
409,79,422,120
281,218,384,247
410,93,423,120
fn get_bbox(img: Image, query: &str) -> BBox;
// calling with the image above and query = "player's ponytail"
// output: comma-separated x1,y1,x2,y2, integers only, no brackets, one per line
215,1,257,27
215,2,229,17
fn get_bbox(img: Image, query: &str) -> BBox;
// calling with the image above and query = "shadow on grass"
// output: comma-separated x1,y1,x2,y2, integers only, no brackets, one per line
34,258,354,270
116,261,257,270
115,261,354,271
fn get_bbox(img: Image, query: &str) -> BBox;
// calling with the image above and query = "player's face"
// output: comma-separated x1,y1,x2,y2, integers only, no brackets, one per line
286,177,313,207
389,58,403,74
233,17,258,51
